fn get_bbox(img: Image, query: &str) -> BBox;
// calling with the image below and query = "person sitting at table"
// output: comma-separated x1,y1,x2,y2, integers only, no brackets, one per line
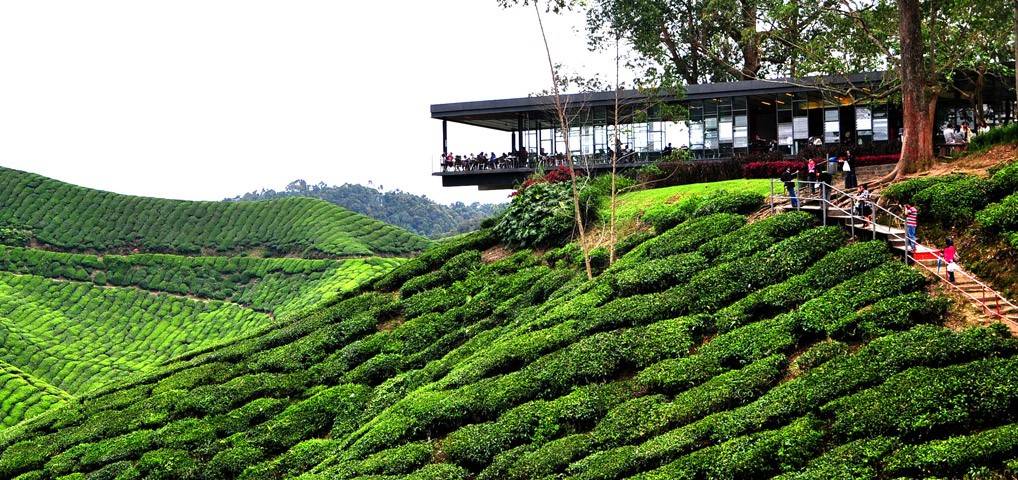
662,143,674,156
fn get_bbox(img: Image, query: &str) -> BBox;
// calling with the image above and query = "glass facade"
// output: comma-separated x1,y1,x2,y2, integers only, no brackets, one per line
509,93,904,162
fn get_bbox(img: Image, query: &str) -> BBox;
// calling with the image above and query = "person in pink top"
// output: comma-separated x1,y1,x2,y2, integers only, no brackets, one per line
806,158,818,194
943,237,957,283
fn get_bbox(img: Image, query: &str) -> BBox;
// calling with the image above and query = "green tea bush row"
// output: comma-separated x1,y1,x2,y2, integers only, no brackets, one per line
640,190,764,233
567,325,1013,480
373,230,496,292
774,437,896,480
0,362,69,430
884,423,1018,477
633,415,825,480
0,166,430,256
824,356,1018,441
441,382,634,469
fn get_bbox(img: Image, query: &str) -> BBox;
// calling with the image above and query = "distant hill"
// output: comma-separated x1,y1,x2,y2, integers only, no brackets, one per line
0,167,430,257
227,180,503,238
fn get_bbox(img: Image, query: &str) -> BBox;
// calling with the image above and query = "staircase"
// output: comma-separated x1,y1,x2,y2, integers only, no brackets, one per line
771,179,1018,332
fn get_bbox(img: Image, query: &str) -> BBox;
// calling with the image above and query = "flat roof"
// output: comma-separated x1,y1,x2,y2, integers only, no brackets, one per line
431,72,888,131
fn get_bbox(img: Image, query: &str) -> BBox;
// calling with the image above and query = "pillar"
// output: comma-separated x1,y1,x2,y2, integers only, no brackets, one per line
442,120,448,156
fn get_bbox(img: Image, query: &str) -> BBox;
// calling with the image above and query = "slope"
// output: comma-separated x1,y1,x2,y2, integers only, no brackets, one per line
0,245,403,318
0,271,273,396
0,361,70,430
0,166,430,257
2,210,1016,479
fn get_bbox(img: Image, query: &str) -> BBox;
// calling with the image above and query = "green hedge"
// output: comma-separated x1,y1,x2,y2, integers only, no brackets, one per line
884,423,1018,477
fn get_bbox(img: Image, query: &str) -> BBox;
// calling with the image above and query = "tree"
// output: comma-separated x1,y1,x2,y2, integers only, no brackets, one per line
507,0,1012,180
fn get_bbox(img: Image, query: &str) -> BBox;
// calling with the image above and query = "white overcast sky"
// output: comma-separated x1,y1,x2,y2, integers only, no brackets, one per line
0,1,630,205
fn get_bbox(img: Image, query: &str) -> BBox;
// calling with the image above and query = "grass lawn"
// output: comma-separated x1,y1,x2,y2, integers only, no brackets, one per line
609,179,772,220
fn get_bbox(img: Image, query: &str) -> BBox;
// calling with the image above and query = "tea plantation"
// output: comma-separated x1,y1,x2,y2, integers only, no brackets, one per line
0,167,430,256
0,246,402,318
2,210,1016,479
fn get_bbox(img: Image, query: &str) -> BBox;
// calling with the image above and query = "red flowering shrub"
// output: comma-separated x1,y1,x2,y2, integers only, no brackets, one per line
742,160,807,178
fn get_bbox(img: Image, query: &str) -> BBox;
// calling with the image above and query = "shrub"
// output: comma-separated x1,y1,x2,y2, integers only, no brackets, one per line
882,174,966,204
969,123,1018,151
988,160,1018,200
977,193,1018,240
742,160,805,179
884,423,1018,477
135,448,199,480
824,357,1018,441
638,159,743,188
495,181,576,247
690,191,764,217
775,437,896,480
789,341,850,377
911,175,991,225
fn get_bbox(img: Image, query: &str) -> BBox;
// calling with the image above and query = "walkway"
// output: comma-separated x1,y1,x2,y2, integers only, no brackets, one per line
772,180,1018,333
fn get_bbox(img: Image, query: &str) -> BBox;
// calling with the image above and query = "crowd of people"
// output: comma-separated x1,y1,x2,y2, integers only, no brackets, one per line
439,143,663,172
779,168,961,285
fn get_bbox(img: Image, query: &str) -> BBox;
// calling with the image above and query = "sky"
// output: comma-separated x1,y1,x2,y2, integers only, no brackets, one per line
0,1,629,205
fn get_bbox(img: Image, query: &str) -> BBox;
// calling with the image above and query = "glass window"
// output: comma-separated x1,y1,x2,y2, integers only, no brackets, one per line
873,105,889,141
824,109,840,144
734,115,748,148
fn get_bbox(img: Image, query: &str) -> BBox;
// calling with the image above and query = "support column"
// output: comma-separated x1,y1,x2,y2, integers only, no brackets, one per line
517,117,525,152
442,120,448,156
511,131,517,153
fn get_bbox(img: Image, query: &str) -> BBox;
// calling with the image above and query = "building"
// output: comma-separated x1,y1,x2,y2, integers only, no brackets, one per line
431,71,1015,190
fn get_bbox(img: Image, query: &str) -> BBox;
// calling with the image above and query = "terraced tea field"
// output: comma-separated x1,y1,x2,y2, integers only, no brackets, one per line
0,271,272,394
2,212,1015,479
0,166,430,256
0,361,70,430
0,245,402,318
0,248,402,431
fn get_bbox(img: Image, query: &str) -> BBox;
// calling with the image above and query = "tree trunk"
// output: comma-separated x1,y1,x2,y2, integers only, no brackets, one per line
895,0,935,178
1014,0,1017,104
739,0,761,79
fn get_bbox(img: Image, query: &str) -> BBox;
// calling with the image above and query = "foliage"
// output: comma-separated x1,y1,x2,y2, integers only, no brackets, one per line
495,181,576,247
610,179,770,222
884,174,992,226
0,245,401,317
638,159,743,189
970,123,1018,152
1,212,1016,478
227,180,503,238
0,166,429,256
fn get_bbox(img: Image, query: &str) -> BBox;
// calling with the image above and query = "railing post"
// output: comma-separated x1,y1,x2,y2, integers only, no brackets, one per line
821,183,828,226
769,178,775,213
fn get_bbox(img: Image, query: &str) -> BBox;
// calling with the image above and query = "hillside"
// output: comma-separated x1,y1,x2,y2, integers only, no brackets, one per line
227,181,503,238
0,167,430,257
3,210,1017,479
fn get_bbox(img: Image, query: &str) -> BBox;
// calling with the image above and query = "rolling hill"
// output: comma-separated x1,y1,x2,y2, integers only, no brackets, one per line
0,167,416,435
227,181,503,238
0,167,431,257
2,210,1016,479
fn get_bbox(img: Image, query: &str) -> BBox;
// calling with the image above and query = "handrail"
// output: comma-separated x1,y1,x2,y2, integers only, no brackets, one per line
769,178,1018,322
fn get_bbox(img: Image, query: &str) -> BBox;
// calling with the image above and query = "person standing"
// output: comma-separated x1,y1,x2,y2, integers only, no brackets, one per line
855,184,872,228
943,237,957,283
839,151,855,189
780,167,800,208
904,203,918,252
806,157,818,194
